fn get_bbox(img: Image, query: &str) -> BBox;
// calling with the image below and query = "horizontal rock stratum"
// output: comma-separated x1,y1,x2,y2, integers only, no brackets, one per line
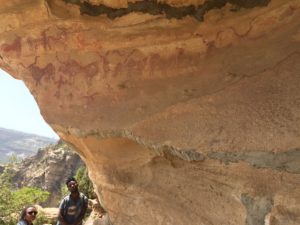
0,0,300,224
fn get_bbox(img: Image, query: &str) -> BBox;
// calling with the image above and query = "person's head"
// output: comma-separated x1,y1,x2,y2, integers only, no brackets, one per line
66,177,79,193
20,205,38,224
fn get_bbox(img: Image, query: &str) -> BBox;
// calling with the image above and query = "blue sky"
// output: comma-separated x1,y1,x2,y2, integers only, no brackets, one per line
0,69,59,139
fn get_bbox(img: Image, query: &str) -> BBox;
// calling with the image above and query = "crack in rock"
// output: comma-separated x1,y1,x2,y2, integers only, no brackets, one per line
208,149,300,174
62,127,204,162
100,129,204,162
160,145,205,162
241,194,273,225
63,0,270,21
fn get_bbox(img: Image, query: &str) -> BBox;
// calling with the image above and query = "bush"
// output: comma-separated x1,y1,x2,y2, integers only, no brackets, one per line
34,211,52,225
75,166,96,199
60,165,96,200
0,168,49,224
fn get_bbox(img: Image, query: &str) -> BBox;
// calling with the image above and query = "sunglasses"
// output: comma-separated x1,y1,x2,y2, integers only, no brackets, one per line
27,211,38,216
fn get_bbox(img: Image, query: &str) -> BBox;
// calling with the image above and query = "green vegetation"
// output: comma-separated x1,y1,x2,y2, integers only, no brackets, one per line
34,211,52,225
59,165,95,220
0,147,96,225
60,165,96,200
0,152,22,164
75,166,96,199
0,168,50,225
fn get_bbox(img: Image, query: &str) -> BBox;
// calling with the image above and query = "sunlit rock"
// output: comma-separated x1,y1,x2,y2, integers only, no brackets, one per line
0,0,300,224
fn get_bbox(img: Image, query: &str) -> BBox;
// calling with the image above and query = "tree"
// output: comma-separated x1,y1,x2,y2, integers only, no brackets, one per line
60,165,96,200
75,166,96,199
0,168,49,224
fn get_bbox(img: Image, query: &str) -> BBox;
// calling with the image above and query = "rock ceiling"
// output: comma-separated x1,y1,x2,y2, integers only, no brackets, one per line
0,0,300,224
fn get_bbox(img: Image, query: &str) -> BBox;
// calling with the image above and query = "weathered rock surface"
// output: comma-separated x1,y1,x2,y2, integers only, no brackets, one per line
35,205,59,224
0,0,300,224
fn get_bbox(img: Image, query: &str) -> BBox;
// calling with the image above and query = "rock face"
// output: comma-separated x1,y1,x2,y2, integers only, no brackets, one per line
12,141,83,206
0,0,300,224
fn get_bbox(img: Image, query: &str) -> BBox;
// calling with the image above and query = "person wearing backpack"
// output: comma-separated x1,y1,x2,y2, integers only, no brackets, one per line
57,177,88,225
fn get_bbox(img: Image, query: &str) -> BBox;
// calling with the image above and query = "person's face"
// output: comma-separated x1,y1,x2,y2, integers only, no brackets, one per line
24,207,38,223
67,180,78,193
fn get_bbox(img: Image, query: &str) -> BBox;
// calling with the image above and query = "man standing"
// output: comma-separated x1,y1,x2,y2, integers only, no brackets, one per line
57,177,88,225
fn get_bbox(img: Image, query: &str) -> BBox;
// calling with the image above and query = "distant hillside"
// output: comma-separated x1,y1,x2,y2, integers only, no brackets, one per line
12,141,83,206
0,127,57,163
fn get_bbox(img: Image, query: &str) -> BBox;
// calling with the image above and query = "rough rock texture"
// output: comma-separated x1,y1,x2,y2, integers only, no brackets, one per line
12,141,83,206
0,0,300,224
35,205,59,224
